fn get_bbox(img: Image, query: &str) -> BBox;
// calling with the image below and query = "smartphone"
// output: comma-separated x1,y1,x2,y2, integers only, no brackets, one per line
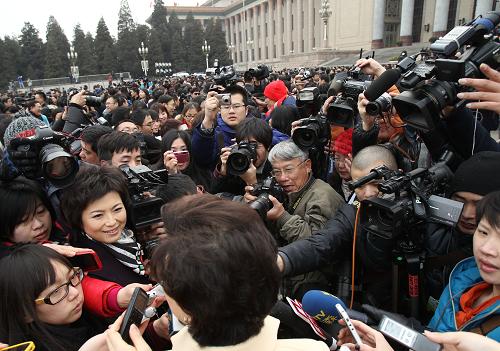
378,316,442,351
0,342,35,351
120,288,149,344
68,249,102,272
173,150,189,163
335,303,363,346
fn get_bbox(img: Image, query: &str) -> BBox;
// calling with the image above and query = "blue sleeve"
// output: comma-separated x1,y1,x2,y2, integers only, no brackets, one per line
191,124,218,169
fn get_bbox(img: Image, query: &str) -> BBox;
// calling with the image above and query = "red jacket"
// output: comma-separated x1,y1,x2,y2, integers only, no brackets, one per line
82,276,124,318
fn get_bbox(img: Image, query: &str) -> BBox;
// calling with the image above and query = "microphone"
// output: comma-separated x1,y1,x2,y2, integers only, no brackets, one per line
363,69,401,101
302,290,365,346
302,290,372,325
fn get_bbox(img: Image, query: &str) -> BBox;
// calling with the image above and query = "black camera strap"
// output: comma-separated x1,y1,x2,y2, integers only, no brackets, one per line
288,177,315,215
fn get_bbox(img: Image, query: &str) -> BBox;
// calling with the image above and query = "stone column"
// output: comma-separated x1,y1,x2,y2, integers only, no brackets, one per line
228,16,235,63
235,14,241,63
285,0,292,54
475,0,494,17
399,0,415,45
306,0,314,52
432,0,450,38
372,0,385,49
296,0,302,53
260,3,267,60
253,6,258,61
242,10,248,64
225,18,230,49
277,0,283,57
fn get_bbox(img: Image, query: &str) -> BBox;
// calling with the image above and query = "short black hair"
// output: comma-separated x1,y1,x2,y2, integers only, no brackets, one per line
150,194,280,347
97,131,140,162
35,91,47,102
476,190,500,229
111,106,131,127
224,85,249,106
235,117,273,150
61,166,129,234
157,95,174,105
269,105,301,136
156,173,197,203
80,125,113,153
26,100,39,110
130,109,150,127
0,177,55,242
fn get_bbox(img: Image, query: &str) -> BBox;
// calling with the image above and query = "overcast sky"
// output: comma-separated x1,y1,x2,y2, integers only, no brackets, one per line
0,0,200,41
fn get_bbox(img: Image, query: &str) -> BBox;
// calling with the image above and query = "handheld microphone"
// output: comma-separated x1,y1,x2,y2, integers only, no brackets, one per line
302,290,366,346
363,69,401,101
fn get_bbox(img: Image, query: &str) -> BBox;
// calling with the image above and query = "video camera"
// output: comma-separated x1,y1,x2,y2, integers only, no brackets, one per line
120,165,168,257
247,65,270,81
213,66,237,86
392,11,500,132
348,151,464,242
326,66,372,127
249,176,287,220
9,125,79,187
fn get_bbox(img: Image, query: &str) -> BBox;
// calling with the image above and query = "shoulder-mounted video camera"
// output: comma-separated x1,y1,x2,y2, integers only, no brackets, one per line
392,11,500,132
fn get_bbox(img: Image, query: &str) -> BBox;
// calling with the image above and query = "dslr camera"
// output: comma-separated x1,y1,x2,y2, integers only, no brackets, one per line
9,125,79,187
292,116,331,150
392,11,500,131
249,176,287,220
214,66,237,86
226,141,258,176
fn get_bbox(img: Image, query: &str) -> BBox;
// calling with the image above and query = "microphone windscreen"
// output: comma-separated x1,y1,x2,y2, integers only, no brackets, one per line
364,69,401,101
302,290,347,325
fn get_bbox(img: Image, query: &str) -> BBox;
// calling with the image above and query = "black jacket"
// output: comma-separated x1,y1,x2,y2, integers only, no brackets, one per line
212,160,273,196
279,202,473,311
62,104,90,134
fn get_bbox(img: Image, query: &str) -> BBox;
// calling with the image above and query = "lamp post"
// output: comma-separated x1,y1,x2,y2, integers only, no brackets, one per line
202,40,211,70
138,41,149,77
319,0,332,44
155,62,172,77
67,45,79,83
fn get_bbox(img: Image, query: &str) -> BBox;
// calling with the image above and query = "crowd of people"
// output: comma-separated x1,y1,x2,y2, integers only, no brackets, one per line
0,57,498,351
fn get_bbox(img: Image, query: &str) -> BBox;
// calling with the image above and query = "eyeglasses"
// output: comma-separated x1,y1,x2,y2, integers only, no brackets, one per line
185,114,197,119
220,104,246,111
35,268,84,306
271,159,307,178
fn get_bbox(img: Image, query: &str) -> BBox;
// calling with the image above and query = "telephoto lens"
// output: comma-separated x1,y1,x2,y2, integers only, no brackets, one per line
40,144,79,187
366,92,392,116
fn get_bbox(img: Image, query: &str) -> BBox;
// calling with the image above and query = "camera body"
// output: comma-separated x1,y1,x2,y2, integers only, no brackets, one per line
292,116,331,150
9,125,79,187
392,11,500,131
248,65,270,81
249,176,287,219
217,93,231,106
214,66,237,86
226,141,258,176
327,68,371,127
119,165,168,230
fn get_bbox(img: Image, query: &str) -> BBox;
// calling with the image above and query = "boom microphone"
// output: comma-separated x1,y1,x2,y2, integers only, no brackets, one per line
363,69,401,101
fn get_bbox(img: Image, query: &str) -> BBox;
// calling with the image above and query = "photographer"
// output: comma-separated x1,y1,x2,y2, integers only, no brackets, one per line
79,125,113,166
191,85,250,169
62,91,94,134
213,117,274,196
245,140,343,245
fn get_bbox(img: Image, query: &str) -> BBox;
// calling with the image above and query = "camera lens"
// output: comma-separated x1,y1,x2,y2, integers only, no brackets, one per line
227,152,252,175
40,144,79,187
293,125,318,149
249,193,272,220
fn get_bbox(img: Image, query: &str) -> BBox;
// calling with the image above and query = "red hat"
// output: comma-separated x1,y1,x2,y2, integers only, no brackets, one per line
334,128,353,156
264,80,288,102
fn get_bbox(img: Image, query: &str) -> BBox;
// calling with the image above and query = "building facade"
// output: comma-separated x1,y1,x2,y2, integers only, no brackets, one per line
167,0,497,70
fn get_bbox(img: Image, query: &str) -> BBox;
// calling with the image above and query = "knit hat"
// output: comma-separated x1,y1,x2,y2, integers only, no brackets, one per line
334,128,353,156
3,117,45,147
451,151,500,196
264,80,288,102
